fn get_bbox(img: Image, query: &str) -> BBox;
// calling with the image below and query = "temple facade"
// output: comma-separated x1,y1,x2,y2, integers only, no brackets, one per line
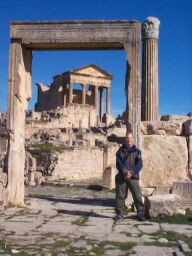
35,64,112,124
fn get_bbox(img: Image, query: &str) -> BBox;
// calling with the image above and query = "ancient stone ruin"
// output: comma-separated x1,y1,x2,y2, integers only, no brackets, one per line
35,64,112,125
0,17,192,212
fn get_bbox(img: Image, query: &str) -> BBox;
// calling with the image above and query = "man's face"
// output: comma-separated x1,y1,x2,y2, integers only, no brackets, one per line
125,133,134,147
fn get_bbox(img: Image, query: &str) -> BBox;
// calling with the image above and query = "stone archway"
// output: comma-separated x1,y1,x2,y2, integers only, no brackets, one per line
5,20,141,206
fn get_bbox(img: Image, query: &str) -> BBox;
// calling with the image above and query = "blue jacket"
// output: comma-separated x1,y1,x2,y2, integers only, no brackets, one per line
116,144,143,179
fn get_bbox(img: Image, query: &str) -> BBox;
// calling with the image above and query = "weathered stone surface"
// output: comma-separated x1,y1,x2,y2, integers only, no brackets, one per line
52,148,104,181
154,185,169,195
189,135,192,177
141,17,160,121
26,105,98,129
141,121,182,135
34,171,44,185
182,118,192,136
140,135,188,187
145,194,181,217
103,165,117,189
161,115,189,122
142,16,160,39
125,189,134,209
172,181,192,209
141,187,155,196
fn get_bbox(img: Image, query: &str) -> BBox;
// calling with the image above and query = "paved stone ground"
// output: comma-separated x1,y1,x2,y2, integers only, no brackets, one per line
0,185,192,255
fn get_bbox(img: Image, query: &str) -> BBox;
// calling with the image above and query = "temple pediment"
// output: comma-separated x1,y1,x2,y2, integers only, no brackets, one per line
71,64,112,79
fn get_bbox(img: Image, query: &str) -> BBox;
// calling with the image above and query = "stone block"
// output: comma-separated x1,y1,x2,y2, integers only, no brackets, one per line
125,189,134,209
140,135,188,187
182,119,192,136
145,194,181,217
154,185,169,195
103,165,117,189
34,172,45,185
142,187,155,196
189,135,192,177
141,121,182,136
172,181,192,209
161,115,189,122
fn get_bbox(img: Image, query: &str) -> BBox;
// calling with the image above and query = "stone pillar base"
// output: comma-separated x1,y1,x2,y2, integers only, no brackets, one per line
103,165,117,190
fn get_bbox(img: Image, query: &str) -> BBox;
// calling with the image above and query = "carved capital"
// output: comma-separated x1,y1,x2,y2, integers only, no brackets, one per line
142,16,160,40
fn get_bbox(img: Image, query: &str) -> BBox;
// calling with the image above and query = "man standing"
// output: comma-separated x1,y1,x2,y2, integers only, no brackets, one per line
114,131,145,222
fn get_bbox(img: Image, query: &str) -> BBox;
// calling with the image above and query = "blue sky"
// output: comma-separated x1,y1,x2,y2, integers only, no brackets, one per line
0,0,191,116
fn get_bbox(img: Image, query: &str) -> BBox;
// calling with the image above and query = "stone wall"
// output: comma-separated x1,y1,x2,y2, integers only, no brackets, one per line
0,111,191,192
26,104,98,129
52,148,104,180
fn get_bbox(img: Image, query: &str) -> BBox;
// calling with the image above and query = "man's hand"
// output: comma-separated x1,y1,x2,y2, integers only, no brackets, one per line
124,170,133,180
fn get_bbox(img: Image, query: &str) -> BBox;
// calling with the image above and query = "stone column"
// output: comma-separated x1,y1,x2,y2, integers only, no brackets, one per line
106,87,110,115
94,86,98,114
5,42,32,206
81,84,86,104
99,88,104,121
63,84,67,107
124,38,141,147
69,83,73,104
141,17,160,121
183,115,192,179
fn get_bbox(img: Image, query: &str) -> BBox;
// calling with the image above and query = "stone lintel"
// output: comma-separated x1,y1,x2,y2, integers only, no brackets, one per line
10,20,141,49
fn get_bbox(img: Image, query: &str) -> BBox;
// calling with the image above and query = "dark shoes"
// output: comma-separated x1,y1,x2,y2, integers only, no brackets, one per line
114,213,145,222
114,213,124,222
137,214,145,221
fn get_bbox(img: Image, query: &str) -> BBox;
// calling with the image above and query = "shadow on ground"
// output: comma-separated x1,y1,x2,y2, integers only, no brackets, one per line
28,194,115,207
57,209,112,218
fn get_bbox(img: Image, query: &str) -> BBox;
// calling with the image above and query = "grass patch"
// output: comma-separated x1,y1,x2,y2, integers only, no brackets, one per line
118,241,137,251
144,240,175,247
0,240,28,255
50,240,70,255
0,240,11,253
147,230,192,251
149,209,192,225
124,208,133,216
88,240,137,255
28,142,73,153
72,214,90,226
121,231,132,237
110,188,116,193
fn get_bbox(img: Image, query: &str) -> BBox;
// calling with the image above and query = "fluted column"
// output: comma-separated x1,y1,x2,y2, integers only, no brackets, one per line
124,39,141,147
69,83,73,104
99,87,104,121
94,86,98,114
81,84,86,104
106,87,110,115
142,16,160,121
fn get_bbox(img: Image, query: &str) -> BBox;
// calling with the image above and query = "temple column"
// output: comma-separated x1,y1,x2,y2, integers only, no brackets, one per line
94,86,98,115
106,87,110,115
63,84,67,107
99,87,104,121
142,16,160,121
5,43,32,206
81,84,86,104
69,83,73,104
124,38,141,147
